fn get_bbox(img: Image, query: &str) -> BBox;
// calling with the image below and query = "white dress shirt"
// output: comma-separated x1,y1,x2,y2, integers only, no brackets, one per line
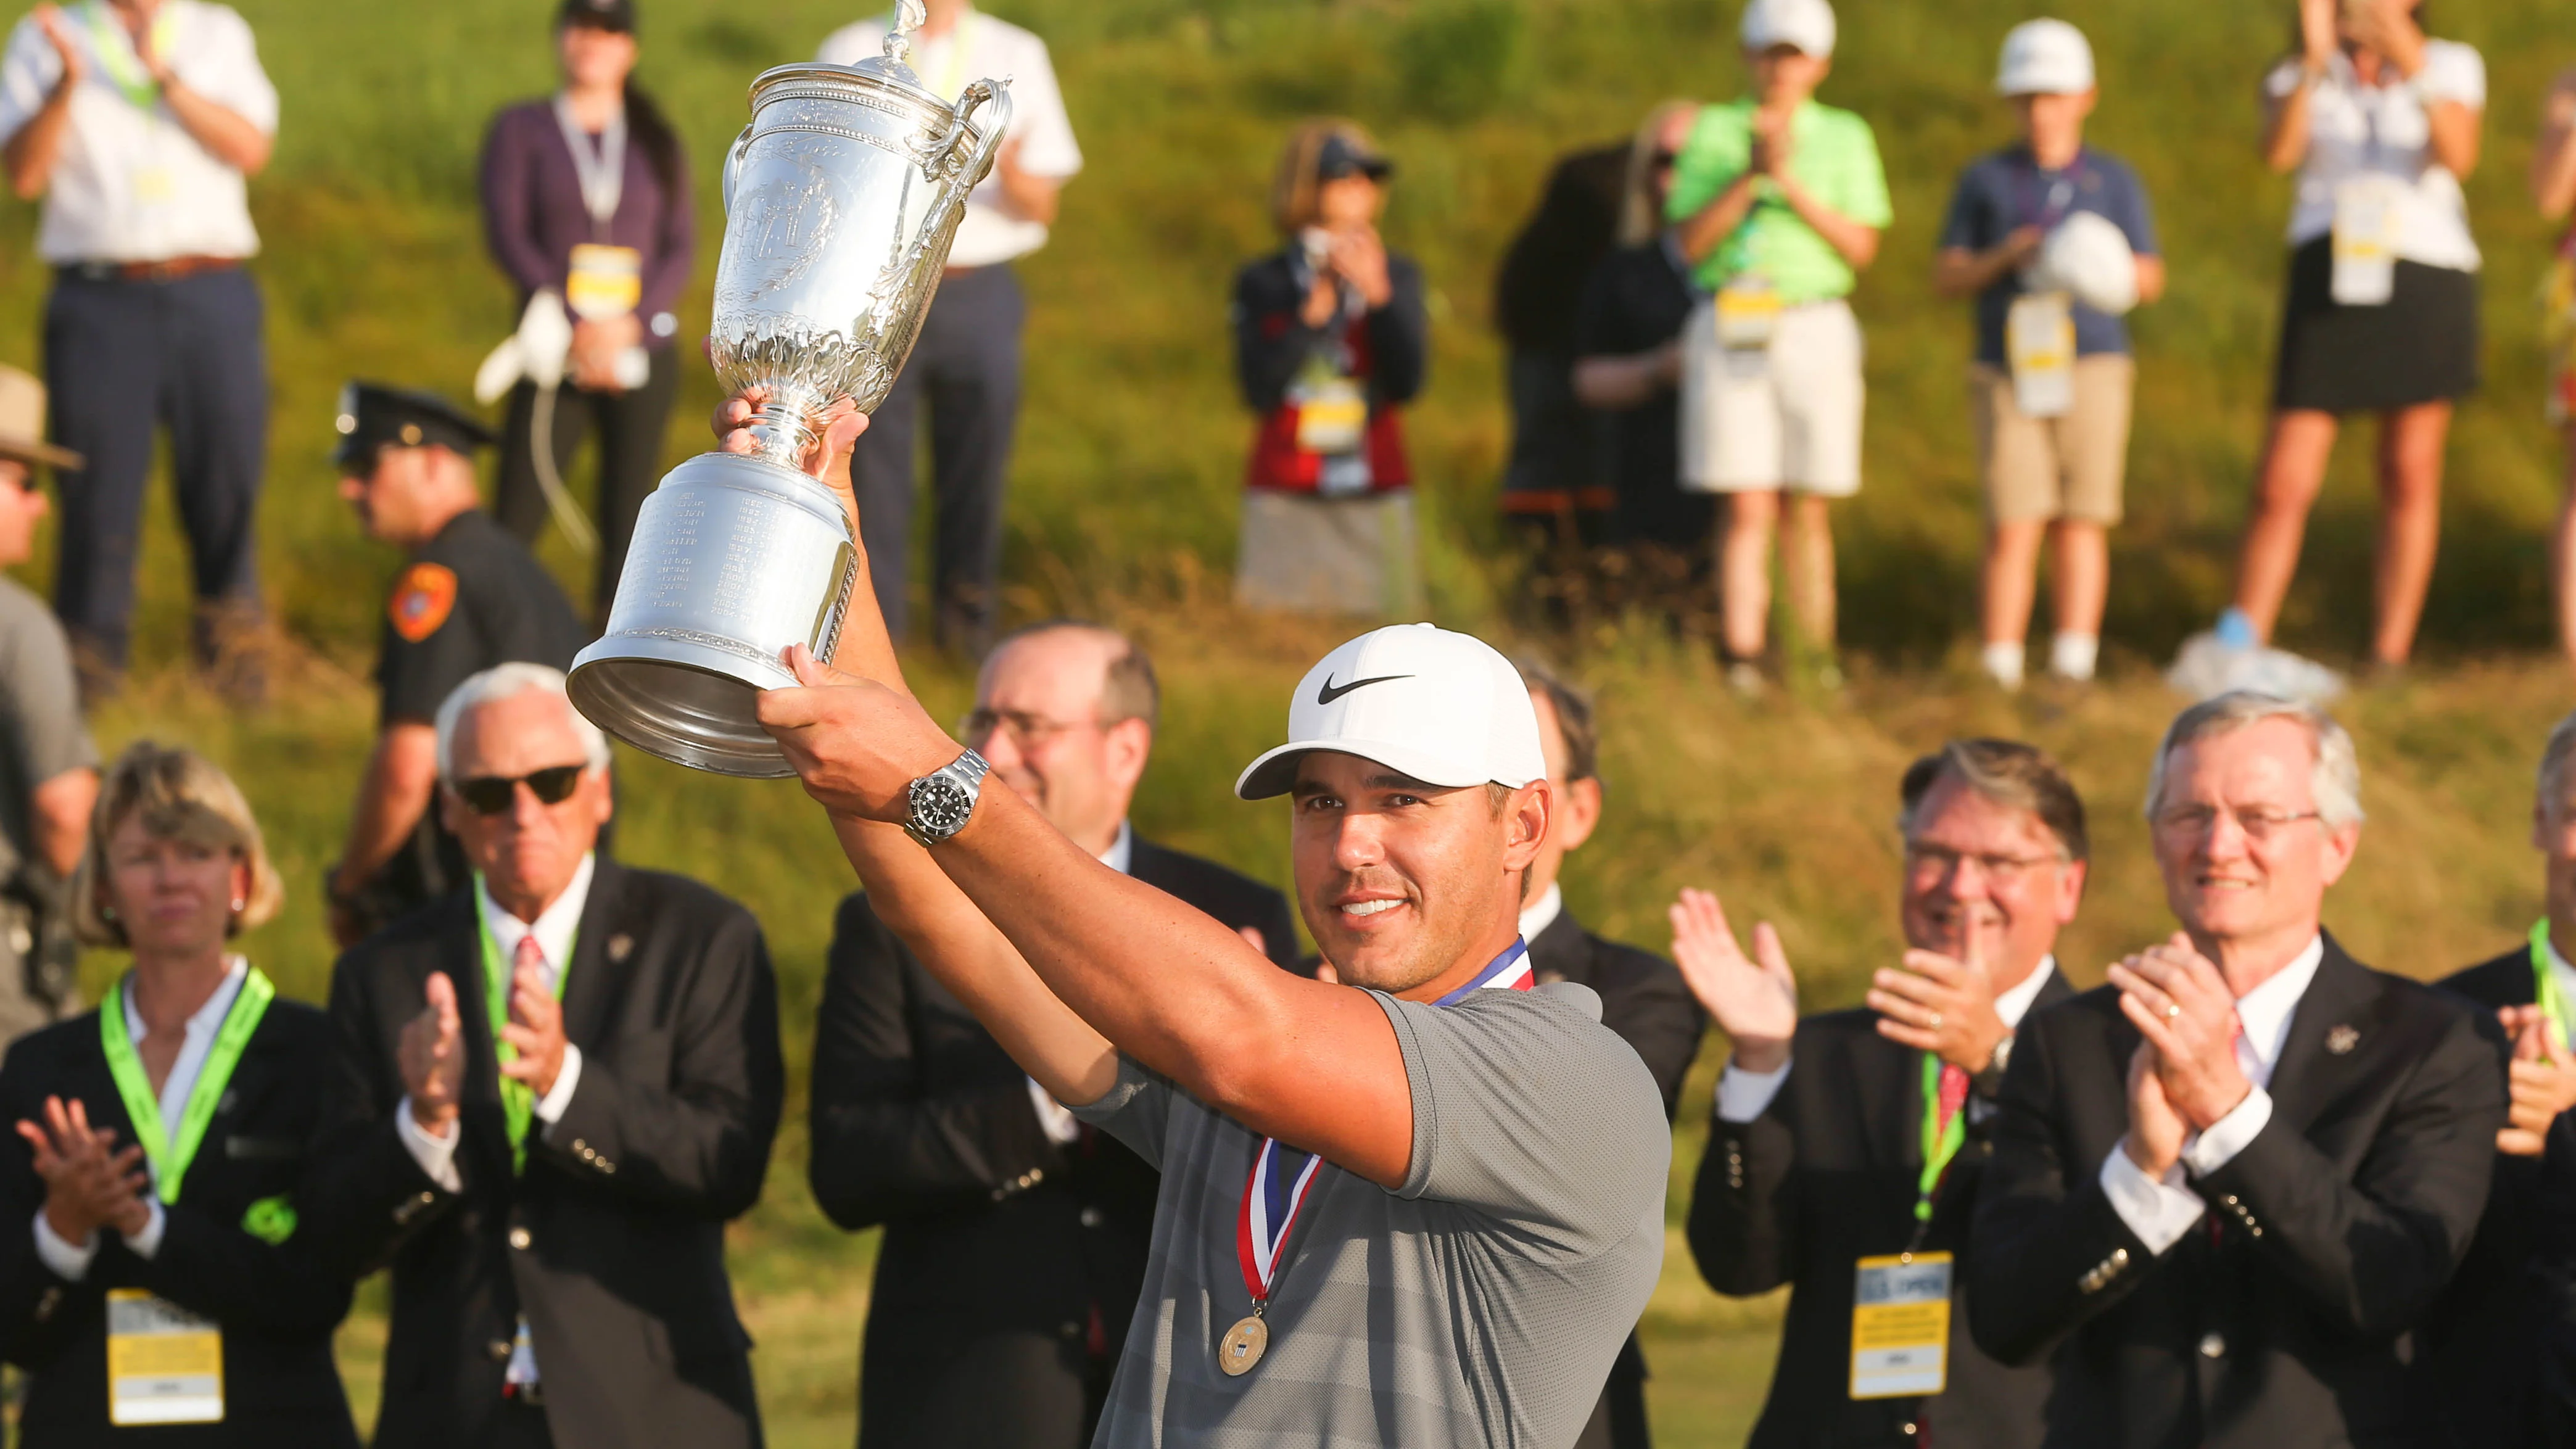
2263,41,2485,269
817,6,1084,268
1023,822,1133,1145
34,956,249,1279
1717,956,2060,1124
0,0,276,263
395,854,597,1192
2097,935,2326,1254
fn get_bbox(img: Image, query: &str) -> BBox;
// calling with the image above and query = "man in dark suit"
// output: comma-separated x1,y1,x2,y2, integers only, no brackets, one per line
1680,737,2089,1449
809,621,1297,1449
1970,691,2503,1449
307,663,783,1449
2414,709,2576,1446
1508,658,1701,1449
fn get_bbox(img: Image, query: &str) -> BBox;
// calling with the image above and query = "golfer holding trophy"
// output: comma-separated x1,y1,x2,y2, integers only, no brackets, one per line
568,0,1009,775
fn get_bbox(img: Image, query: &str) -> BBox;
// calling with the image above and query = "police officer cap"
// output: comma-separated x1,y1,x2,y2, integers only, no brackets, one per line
333,382,494,471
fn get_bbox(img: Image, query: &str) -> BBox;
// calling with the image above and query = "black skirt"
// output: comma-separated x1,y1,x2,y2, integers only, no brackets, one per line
2273,234,2481,412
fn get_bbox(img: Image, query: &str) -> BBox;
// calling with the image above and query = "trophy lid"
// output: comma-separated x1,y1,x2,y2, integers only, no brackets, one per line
843,0,939,99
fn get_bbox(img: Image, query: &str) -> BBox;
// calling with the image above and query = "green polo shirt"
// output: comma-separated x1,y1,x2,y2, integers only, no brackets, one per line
1666,97,1892,303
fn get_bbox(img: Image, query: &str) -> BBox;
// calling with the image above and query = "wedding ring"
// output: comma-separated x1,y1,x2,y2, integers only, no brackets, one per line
2165,1003,2182,1019
1928,1012,1943,1029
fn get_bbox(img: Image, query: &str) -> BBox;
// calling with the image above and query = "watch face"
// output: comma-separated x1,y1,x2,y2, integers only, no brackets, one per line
914,776,974,837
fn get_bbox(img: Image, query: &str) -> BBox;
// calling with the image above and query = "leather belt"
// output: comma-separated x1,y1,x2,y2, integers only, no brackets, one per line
59,255,242,284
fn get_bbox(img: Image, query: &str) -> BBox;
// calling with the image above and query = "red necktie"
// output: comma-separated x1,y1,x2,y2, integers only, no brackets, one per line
1934,1062,1969,1140
514,933,549,995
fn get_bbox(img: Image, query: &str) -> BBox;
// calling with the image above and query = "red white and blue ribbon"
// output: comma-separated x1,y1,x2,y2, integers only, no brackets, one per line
1233,938,1535,1305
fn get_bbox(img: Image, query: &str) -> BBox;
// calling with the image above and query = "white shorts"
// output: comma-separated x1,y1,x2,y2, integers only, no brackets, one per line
1680,296,1865,497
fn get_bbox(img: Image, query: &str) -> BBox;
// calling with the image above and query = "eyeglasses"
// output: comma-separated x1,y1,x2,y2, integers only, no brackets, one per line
959,708,1104,750
450,764,587,816
1902,843,2062,885
2151,804,2323,843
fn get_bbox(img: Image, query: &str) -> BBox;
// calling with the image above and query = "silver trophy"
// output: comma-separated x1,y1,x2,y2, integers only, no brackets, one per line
568,2,1010,777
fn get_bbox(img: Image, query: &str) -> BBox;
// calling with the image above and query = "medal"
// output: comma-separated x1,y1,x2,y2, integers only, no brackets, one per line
1216,939,1537,1376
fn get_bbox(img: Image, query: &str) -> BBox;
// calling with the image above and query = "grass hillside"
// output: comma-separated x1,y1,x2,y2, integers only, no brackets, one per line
17,0,2576,1443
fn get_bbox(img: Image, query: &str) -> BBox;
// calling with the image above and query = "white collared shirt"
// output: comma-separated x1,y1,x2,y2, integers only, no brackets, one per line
816,6,1084,268
2097,934,2326,1253
1518,882,1565,944
1024,824,1133,1145
0,0,276,263
395,854,598,1192
2263,42,2485,269
34,956,249,1278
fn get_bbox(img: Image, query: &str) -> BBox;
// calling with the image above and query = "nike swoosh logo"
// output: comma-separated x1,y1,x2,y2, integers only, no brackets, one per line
1316,672,1413,705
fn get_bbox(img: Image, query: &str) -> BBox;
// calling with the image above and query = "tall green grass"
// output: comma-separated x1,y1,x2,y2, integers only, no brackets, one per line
22,0,2576,1442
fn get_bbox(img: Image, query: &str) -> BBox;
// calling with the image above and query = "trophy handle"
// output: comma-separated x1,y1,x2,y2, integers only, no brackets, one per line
720,125,753,217
929,78,1012,189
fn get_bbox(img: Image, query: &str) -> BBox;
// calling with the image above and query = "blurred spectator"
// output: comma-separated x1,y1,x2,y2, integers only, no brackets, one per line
0,0,279,704
480,0,693,617
1494,139,1627,549
1574,102,1715,587
1231,122,1428,617
0,365,90,1052
1669,0,1888,692
2535,68,2576,679
820,0,1084,655
1934,20,2163,691
2230,0,2482,671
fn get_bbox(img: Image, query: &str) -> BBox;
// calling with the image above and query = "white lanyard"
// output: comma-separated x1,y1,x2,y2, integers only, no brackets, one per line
551,91,627,239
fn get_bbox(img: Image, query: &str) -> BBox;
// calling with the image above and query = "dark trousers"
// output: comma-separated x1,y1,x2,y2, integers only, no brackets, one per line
495,347,682,618
850,263,1024,651
44,265,267,671
858,1324,1097,1449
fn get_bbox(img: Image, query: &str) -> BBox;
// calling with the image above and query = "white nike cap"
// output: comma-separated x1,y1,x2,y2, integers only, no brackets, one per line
1740,0,1835,59
1235,624,1548,801
1996,19,2094,97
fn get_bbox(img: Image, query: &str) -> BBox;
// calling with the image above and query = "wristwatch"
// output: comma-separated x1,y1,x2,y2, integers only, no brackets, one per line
903,749,991,848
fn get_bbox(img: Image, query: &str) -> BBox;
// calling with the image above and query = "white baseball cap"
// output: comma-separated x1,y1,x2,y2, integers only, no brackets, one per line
1235,624,1547,801
1996,19,2094,96
1740,0,1836,58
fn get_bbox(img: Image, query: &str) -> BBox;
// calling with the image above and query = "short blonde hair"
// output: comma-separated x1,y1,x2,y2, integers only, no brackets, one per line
71,742,284,947
1269,118,1384,236
1617,99,1699,247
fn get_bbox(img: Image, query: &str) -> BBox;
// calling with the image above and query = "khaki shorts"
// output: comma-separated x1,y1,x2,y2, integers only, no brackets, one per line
1971,355,2135,526
1234,488,1422,617
1680,297,1865,497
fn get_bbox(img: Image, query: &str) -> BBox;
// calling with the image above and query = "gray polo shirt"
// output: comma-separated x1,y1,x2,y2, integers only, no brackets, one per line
0,576,92,885
1071,980,1669,1448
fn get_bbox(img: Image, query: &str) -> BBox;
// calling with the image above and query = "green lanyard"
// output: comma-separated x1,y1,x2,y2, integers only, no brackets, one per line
1913,1052,1967,1224
81,1,176,114
98,964,276,1205
2530,919,2574,1055
922,9,978,100
475,882,574,1174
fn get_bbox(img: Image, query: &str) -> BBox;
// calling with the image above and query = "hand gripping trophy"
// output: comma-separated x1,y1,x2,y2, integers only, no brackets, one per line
568,1,1010,775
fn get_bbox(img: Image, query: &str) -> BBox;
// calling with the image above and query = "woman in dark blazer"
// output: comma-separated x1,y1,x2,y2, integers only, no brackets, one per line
0,742,354,1445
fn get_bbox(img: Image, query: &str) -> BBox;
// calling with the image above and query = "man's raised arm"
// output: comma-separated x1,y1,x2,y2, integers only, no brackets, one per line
727,398,1417,1186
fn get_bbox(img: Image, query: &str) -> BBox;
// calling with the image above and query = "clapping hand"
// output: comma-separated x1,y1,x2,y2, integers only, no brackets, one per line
1867,920,2010,1075
1324,226,1393,310
497,955,569,1099
2108,933,2252,1131
2121,1038,2189,1178
2496,1005,2576,1157
1749,110,1796,179
398,972,467,1138
32,6,83,89
17,1097,149,1244
1668,888,1798,1073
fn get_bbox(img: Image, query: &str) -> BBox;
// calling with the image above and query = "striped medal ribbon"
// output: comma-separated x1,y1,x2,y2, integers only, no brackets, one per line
1215,938,1534,1377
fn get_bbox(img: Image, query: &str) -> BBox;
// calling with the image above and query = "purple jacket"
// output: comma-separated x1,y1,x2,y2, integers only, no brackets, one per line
478,99,695,349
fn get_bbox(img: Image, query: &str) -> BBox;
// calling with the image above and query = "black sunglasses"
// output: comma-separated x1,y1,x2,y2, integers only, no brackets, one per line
452,764,587,816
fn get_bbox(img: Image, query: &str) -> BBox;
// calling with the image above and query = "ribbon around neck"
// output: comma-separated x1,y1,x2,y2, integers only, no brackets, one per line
98,964,276,1206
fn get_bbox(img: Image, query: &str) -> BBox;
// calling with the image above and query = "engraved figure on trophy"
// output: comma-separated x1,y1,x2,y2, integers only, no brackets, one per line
566,1,1010,777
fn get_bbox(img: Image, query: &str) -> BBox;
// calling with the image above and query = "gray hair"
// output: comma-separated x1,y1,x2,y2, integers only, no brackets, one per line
2143,691,2363,829
434,663,612,779
2539,712,2576,820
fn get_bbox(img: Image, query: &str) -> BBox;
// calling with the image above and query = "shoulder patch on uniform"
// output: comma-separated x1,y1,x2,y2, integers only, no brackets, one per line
389,562,459,642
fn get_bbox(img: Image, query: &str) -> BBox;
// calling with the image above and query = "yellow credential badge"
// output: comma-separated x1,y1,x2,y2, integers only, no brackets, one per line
1849,1252,1951,1400
107,1288,222,1425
